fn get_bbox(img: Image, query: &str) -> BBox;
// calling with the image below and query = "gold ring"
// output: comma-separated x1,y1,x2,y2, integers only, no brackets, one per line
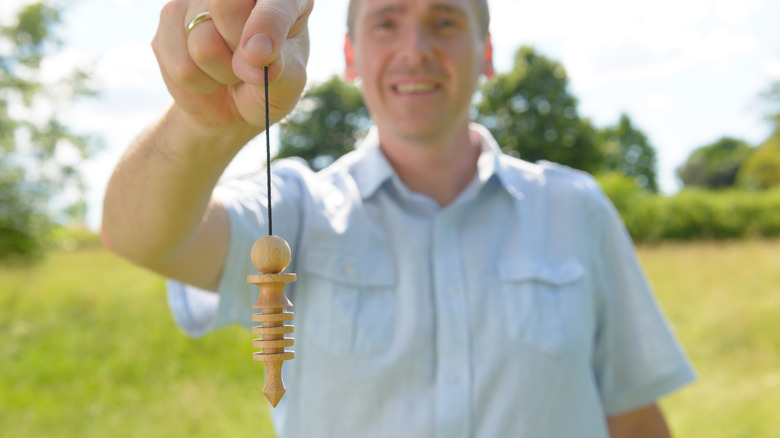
185,11,212,38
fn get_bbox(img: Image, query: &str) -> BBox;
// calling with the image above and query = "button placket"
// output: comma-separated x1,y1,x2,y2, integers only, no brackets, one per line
432,212,471,438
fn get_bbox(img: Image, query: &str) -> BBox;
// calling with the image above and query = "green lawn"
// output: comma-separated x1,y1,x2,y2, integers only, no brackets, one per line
0,247,276,437
642,240,780,437
1,240,778,436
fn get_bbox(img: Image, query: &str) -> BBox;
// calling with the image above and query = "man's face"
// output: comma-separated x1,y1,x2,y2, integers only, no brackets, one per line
345,0,493,143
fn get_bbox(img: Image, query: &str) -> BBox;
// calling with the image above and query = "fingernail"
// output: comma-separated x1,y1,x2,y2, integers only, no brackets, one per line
245,33,273,56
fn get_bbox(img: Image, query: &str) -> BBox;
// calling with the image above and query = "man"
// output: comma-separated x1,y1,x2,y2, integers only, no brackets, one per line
102,0,695,436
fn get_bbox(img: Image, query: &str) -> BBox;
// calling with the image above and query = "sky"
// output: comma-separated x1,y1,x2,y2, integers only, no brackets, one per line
3,0,780,229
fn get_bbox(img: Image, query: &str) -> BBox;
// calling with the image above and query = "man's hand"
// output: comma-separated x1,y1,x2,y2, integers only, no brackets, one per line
153,0,313,132
103,0,313,291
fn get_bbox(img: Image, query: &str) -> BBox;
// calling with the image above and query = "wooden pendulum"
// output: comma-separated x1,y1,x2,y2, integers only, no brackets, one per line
248,235,296,407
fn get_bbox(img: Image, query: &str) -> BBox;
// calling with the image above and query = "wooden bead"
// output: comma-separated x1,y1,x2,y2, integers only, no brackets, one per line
251,235,291,274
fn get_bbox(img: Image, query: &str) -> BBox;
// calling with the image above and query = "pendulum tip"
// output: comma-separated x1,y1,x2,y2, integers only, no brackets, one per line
264,388,286,407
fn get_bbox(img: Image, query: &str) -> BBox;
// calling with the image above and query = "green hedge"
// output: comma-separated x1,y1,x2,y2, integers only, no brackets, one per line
597,172,780,243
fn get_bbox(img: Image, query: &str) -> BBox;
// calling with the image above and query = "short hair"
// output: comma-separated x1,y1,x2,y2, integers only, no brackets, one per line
346,0,490,39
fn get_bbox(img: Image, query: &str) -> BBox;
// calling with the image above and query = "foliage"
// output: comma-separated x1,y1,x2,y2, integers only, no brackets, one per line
595,171,644,212
0,164,50,262
475,46,602,173
277,76,370,170
0,2,97,262
595,171,658,238
598,183,780,243
738,81,780,190
761,80,780,129
3,242,780,437
677,80,780,192
736,131,780,190
596,113,658,192
676,137,753,189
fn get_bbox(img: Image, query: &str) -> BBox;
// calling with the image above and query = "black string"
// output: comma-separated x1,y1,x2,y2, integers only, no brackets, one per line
264,65,273,236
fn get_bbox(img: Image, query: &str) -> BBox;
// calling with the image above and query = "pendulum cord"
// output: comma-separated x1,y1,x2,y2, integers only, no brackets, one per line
247,66,296,407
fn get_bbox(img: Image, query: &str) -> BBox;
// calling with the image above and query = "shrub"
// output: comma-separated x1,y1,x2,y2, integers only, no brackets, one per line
598,174,780,242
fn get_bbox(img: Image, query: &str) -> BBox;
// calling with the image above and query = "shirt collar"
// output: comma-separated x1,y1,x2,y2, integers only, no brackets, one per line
352,126,396,200
351,123,523,201
471,123,525,200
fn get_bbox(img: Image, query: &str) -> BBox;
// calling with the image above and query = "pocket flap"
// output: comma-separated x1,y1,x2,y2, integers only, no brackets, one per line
302,247,395,288
499,259,584,286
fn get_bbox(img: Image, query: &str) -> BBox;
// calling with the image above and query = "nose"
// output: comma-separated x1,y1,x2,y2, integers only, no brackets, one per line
397,25,433,66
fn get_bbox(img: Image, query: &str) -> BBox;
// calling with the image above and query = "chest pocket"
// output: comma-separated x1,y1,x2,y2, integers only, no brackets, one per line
499,260,585,357
300,248,396,357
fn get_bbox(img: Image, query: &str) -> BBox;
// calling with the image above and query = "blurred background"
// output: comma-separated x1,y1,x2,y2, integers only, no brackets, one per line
1,0,779,436
2,0,780,237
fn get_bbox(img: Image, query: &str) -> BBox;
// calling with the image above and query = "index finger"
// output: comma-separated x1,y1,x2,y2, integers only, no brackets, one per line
233,0,314,85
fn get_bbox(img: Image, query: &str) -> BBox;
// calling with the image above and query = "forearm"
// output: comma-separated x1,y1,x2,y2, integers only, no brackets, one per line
607,403,672,438
101,105,257,270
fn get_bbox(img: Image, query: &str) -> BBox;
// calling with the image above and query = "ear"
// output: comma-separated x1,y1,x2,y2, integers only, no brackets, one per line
482,33,495,79
344,34,359,82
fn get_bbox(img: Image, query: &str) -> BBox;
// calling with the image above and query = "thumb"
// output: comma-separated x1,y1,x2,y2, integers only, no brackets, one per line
234,0,314,85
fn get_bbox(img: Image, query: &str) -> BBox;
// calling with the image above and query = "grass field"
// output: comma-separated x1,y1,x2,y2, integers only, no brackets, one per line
1,239,779,437
642,240,780,437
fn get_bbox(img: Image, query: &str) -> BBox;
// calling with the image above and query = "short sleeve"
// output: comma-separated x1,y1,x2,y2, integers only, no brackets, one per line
591,194,696,416
166,280,220,338
165,158,309,337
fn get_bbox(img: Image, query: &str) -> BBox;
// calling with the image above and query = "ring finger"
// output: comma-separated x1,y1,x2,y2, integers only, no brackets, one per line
185,8,241,87
154,1,221,95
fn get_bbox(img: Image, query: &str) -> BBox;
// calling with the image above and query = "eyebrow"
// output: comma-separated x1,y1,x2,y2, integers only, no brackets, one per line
366,3,469,20
429,4,468,16
366,5,402,20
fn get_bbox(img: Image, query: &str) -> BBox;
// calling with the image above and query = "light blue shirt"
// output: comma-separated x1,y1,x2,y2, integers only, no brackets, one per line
168,124,695,438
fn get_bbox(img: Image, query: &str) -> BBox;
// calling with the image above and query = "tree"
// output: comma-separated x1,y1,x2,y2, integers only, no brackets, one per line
676,137,753,189
475,46,601,173
736,80,780,190
736,131,780,190
761,80,780,129
0,2,97,261
596,113,659,192
277,76,369,170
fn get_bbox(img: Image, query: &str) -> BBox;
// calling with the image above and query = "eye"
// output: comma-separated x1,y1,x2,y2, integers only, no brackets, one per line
374,18,396,31
431,14,463,33
434,18,456,29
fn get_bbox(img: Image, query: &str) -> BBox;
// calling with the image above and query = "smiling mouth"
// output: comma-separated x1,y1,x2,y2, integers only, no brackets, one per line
393,82,438,95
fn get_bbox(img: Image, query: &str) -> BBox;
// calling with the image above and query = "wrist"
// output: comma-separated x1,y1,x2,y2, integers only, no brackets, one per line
163,105,262,156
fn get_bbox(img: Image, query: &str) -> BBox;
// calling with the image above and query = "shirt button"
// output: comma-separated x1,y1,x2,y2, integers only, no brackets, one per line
343,261,357,279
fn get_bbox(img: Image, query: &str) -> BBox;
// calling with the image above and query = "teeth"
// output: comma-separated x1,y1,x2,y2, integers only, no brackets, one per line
396,83,436,94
